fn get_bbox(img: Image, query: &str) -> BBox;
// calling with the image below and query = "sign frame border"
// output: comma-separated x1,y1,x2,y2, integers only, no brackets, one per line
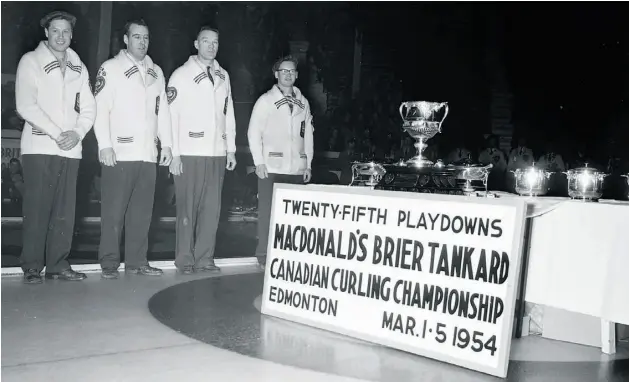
261,184,527,378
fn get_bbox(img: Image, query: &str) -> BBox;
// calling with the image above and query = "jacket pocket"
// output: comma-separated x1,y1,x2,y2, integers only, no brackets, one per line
155,96,160,115
188,131,205,138
74,93,80,113
117,136,134,144
300,121,305,138
266,152,283,169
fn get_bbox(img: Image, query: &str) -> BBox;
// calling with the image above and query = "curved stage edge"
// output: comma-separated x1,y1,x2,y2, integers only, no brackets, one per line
148,273,629,382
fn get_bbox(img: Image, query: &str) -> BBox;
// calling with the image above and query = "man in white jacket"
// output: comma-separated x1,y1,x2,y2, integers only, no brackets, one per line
167,26,237,274
93,19,173,279
15,11,96,284
247,55,314,268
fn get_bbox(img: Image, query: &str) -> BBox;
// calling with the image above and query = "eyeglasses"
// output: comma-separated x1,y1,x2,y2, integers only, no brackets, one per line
277,69,297,75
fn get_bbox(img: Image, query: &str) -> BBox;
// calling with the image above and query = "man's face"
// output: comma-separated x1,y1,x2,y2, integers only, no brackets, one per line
275,60,297,88
45,19,72,53
124,24,149,60
195,30,219,61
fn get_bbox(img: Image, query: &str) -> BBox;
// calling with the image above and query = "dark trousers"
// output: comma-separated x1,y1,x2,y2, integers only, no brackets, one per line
20,154,80,273
99,161,156,269
256,173,303,264
174,156,226,269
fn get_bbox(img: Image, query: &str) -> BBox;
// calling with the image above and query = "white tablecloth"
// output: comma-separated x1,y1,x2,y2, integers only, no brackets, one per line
519,197,629,325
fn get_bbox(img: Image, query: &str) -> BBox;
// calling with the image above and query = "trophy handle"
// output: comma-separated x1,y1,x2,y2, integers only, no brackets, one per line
399,103,407,120
437,102,449,133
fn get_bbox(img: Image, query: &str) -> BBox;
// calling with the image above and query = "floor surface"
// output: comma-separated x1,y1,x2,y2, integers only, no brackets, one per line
2,266,628,382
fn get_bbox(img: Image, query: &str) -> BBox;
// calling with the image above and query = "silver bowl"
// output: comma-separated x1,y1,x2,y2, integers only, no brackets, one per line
564,164,608,201
350,161,386,187
511,165,553,197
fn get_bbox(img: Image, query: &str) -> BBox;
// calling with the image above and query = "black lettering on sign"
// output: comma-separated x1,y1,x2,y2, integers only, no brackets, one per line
268,285,338,317
382,311,416,335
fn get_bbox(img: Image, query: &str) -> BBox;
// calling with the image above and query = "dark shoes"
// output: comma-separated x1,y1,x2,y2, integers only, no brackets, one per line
23,268,87,284
177,262,221,275
101,265,163,278
23,269,43,284
195,263,221,273
125,265,163,276
44,269,87,281
101,269,120,279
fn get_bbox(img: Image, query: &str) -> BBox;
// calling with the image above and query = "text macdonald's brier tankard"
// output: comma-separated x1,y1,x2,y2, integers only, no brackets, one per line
399,101,449,168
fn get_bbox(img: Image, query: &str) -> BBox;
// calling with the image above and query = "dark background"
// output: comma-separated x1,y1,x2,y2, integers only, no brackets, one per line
3,1,627,150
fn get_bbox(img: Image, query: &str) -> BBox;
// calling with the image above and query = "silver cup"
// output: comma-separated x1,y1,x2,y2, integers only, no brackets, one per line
399,101,449,167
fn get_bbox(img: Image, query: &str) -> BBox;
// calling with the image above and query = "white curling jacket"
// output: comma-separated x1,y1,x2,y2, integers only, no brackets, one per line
93,50,172,163
167,56,236,157
247,86,314,175
15,41,96,159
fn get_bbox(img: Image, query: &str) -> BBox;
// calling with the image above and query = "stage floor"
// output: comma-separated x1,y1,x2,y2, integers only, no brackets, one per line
2,266,628,381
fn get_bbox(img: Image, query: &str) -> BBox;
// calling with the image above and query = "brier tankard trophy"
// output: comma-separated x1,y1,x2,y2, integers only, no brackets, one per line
399,101,449,167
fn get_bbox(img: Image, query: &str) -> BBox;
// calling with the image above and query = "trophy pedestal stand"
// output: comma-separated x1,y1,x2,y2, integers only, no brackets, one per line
406,140,434,168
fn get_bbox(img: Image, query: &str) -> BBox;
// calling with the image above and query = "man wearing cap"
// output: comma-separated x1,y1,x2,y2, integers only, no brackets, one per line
15,11,96,284
167,26,237,274
93,19,173,279
247,55,314,269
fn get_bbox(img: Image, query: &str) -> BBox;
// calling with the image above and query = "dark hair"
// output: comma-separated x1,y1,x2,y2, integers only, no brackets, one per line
272,55,299,73
197,26,219,40
40,11,76,30
124,19,149,37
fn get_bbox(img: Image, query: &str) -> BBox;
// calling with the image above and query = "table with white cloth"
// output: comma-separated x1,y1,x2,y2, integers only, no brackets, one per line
488,193,629,354
307,185,629,353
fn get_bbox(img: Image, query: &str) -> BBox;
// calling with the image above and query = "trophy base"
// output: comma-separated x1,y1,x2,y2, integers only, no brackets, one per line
373,164,487,196
406,156,434,168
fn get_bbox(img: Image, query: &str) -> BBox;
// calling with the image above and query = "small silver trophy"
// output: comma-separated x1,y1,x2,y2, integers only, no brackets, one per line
399,101,449,167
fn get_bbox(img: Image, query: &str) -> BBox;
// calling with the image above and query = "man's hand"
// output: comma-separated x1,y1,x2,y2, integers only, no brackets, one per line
255,164,268,179
169,156,183,176
303,168,312,183
160,147,173,166
99,148,116,167
226,152,237,171
56,131,81,151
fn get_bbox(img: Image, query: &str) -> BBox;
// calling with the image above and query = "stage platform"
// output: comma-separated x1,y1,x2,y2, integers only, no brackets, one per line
2,266,628,381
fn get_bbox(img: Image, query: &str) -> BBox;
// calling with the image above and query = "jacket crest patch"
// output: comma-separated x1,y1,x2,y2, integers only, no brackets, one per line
94,67,106,96
167,87,177,105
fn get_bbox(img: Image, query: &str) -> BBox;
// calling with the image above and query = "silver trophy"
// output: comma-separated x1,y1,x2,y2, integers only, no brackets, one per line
399,101,449,167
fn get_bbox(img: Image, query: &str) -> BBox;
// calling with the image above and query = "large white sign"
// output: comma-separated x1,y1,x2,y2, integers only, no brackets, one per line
261,184,527,378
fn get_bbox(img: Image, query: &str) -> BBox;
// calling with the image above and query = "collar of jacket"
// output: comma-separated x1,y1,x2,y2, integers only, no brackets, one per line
271,84,305,112
187,55,226,86
34,41,83,81
115,50,158,87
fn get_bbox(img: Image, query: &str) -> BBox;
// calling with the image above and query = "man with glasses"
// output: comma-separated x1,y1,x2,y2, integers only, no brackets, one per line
247,55,314,269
